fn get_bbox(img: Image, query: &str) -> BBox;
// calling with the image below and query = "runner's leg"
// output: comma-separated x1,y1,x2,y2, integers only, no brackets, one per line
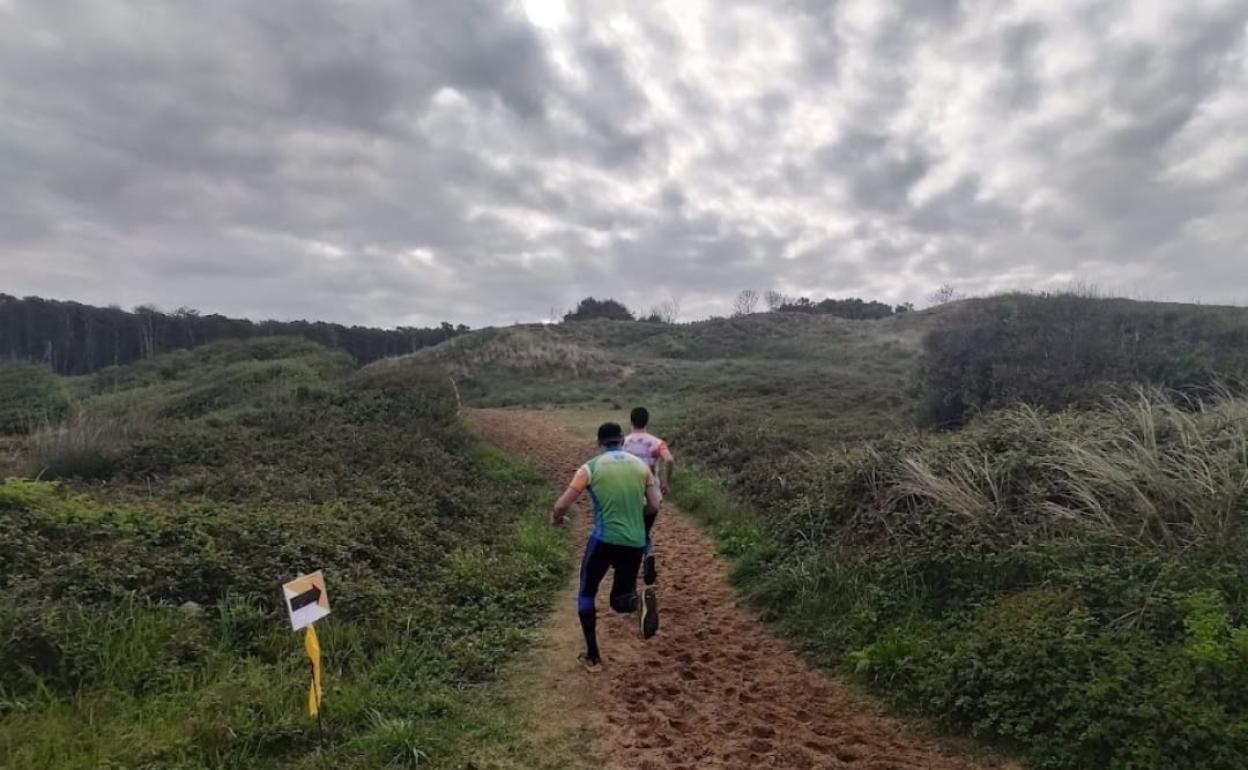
577,537,611,661
642,511,658,585
607,544,644,614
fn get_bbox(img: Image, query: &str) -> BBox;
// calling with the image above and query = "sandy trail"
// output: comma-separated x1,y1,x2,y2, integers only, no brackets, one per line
468,408,1009,770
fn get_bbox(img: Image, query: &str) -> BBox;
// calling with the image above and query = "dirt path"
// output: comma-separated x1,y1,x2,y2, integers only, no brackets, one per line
468,408,1010,770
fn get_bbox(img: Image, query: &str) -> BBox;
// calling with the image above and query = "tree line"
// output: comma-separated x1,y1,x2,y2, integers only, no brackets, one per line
759,290,910,319
561,291,913,323
0,294,468,375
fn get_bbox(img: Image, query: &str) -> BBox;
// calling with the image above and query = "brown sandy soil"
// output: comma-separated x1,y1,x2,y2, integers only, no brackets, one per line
467,408,1014,770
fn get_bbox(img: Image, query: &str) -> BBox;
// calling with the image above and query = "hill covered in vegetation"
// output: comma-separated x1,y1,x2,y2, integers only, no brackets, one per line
390,307,939,445
397,292,1248,769
7,291,1248,768
0,337,567,769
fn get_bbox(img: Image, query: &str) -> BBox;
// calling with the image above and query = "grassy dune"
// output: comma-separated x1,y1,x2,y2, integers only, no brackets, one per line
416,294,1248,769
1,338,570,769
8,293,1248,769
391,309,937,445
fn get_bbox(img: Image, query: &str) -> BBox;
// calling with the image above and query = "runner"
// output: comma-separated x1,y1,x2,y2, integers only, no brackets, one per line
552,422,661,673
620,406,675,585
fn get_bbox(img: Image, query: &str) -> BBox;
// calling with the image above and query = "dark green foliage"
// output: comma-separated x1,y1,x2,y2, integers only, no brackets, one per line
0,361,70,434
920,294,1248,427
562,296,635,321
672,407,812,513
839,555,1248,770
0,292,468,376
774,296,898,319
0,338,569,769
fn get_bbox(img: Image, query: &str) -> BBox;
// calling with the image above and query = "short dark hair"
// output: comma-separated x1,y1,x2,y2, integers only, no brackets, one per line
597,422,624,446
630,407,650,428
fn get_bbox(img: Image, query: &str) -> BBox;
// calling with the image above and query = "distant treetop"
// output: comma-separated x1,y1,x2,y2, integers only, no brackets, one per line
769,294,900,320
563,297,635,322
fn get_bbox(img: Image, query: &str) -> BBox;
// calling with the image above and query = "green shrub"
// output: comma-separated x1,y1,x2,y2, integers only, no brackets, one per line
919,294,1248,427
0,361,70,434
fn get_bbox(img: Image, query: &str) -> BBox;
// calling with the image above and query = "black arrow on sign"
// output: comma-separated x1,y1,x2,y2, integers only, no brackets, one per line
290,585,322,612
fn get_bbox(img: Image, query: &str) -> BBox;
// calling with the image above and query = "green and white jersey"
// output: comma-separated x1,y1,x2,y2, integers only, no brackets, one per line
568,449,653,547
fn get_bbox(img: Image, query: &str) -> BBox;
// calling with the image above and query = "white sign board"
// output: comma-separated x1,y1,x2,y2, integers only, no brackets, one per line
283,570,331,630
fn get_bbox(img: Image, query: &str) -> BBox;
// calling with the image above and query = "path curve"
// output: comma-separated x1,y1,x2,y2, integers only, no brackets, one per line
468,408,1010,770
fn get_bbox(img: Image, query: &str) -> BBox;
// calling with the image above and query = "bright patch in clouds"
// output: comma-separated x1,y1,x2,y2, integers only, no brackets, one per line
522,0,566,29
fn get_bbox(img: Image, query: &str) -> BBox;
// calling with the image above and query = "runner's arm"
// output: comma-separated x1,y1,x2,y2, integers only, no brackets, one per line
552,486,581,526
644,479,661,517
552,466,590,526
658,442,675,495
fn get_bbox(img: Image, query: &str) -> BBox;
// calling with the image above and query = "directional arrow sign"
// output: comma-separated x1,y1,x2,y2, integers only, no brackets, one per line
283,571,330,630
289,585,322,613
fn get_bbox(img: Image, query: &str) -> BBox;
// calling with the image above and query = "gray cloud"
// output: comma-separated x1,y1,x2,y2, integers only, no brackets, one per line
1,0,1247,327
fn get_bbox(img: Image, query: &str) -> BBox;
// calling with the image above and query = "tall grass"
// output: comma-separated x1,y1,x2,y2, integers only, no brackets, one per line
794,389,1248,550
1038,392,1248,547
22,409,149,480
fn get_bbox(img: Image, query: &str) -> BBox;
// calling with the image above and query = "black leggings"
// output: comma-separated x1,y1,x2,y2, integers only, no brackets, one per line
577,537,643,613
576,536,643,659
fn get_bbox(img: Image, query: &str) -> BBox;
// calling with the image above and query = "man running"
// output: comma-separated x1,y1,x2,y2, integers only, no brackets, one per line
553,422,661,673
620,407,675,585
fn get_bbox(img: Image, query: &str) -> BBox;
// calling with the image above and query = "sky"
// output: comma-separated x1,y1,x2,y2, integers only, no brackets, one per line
1,0,1247,328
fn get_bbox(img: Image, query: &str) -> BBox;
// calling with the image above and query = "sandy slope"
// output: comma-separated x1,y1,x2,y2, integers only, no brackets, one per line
467,408,1012,770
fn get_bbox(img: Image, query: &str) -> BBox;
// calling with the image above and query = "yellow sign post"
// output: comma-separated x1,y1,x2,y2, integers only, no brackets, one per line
305,623,323,717
283,571,331,746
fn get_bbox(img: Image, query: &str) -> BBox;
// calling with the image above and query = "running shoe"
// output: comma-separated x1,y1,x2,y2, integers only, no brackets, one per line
639,588,660,640
577,653,603,673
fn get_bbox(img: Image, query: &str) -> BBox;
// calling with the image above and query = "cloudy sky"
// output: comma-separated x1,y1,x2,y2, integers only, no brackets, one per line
2,0,1246,327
